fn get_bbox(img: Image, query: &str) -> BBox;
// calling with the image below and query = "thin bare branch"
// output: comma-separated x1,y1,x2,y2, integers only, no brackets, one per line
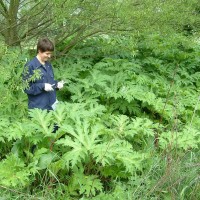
21,18,53,39
0,9,7,17
18,1,50,22
9,21,52,46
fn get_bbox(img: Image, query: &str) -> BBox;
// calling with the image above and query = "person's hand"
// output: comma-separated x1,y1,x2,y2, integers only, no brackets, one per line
57,80,65,90
44,83,54,91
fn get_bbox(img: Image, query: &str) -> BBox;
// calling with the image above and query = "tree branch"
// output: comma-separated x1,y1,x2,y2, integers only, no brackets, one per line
19,0,35,10
18,2,50,22
59,25,87,54
0,9,6,17
59,29,103,56
56,24,87,45
9,21,53,46
21,18,53,39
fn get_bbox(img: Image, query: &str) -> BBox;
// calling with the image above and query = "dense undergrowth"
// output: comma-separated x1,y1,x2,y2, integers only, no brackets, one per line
0,34,199,199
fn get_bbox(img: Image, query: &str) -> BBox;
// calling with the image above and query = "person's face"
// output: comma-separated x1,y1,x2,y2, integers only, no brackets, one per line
38,50,53,62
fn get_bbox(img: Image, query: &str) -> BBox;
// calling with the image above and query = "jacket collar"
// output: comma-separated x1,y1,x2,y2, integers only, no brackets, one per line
33,57,50,69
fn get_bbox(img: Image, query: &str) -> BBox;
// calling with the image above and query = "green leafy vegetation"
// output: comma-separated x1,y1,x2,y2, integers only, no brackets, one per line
0,32,200,199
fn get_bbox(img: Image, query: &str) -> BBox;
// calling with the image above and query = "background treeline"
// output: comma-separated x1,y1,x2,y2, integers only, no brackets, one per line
0,0,200,199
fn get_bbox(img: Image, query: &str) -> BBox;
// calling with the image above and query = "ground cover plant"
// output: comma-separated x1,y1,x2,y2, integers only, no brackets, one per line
0,33,200,199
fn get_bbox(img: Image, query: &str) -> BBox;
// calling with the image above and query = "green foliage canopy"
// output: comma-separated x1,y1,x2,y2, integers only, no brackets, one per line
0,0,200,52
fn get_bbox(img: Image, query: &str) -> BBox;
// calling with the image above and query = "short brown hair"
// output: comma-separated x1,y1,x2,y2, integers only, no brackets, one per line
37,38,54,53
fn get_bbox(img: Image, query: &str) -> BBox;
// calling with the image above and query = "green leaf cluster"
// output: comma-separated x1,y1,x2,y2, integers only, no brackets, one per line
0,33,200,199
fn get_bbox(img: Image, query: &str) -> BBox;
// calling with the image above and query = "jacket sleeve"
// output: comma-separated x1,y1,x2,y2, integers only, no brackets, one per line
22,64,45,96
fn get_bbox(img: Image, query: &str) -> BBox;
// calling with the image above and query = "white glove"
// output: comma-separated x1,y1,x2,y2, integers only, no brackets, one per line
44,83,54,91
57,80,64,90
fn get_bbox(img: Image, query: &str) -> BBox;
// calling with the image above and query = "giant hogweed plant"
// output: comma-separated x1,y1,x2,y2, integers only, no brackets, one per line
0,102,157,197
0,34,200,199
51,36,200,199
53,34,200,151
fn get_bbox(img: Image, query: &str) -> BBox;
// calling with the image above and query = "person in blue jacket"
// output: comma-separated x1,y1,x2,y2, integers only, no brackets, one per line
23,37,64,111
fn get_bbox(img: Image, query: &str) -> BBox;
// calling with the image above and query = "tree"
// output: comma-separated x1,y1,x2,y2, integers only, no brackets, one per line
0,0,199,52
0,0,53,46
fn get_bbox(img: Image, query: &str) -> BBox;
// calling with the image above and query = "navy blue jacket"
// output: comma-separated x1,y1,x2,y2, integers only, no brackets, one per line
23,57,57,110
